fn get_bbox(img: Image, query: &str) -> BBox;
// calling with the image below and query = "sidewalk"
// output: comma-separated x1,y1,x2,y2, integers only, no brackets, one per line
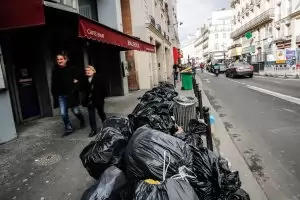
0,90,146,200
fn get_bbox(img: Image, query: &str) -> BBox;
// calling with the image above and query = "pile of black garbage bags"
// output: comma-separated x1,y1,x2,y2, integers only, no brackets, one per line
80,83,250,200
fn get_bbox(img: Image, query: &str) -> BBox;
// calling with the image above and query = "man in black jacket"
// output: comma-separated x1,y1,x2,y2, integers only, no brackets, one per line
51,53,85,136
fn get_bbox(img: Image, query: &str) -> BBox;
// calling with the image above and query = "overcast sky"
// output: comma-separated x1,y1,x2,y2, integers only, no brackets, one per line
178,0,229,42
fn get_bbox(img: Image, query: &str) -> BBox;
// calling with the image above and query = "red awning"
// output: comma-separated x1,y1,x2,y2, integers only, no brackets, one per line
173,47,179,64
78,17,155,53
0,0,45,30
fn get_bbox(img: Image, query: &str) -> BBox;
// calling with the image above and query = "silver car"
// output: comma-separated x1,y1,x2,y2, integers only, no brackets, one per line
225,62,254,78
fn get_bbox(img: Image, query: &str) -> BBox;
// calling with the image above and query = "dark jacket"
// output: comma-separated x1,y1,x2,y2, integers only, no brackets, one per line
51,64,81,108
81,75,108,107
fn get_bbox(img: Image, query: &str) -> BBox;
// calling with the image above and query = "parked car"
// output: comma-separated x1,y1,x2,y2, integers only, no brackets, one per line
225,62,254,78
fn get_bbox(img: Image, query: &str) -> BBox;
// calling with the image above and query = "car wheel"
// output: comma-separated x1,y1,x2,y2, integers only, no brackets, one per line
249,74,253,78
225,72,228,77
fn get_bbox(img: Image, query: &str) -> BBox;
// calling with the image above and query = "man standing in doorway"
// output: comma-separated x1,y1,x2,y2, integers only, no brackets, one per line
51,52,85,136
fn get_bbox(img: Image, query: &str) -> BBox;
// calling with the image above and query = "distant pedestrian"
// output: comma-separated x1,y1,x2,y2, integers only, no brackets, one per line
82,65,107,137
173,64,179,81
51,53,85,136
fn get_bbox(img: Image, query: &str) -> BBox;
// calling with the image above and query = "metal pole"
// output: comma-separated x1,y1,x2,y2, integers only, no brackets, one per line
203,106,213,151
198,90,204,119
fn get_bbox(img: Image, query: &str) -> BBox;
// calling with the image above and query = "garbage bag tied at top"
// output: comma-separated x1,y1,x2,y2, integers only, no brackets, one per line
124,126,193,181
80,127,127,179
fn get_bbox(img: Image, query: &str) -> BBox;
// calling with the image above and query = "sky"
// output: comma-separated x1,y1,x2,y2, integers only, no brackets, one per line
178,0,229,42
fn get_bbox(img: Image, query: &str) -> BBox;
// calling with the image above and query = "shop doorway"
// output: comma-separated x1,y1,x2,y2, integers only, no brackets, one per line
12,38,41,121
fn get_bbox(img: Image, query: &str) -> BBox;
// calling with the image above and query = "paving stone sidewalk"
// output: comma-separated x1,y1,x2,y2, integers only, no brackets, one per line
0,90,146,200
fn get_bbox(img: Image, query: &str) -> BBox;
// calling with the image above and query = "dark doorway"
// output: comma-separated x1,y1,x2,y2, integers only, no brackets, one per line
12,38,41,120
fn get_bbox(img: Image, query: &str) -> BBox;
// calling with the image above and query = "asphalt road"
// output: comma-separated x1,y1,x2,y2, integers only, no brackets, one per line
199,72,300,200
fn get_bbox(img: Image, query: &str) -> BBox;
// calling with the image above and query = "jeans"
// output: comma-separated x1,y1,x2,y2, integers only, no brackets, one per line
58,95,81,130
88,103,107,132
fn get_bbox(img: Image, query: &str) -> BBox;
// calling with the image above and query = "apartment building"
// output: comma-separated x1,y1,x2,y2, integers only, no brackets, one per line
123,0,180,89
230,0,275,64
209,10,234,64
0,0,156,142
182,9,233,65
230,0,300,74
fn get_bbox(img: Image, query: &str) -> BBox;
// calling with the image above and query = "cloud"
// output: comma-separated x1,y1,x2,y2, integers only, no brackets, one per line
178,0,229,42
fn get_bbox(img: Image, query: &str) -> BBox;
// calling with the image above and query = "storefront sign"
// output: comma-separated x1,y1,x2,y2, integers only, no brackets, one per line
276,49,286,64
242,46,255,54
285,49,296,60
79,18,155,53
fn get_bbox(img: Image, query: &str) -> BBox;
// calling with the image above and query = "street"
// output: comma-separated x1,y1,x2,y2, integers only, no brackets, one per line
199,72,300,200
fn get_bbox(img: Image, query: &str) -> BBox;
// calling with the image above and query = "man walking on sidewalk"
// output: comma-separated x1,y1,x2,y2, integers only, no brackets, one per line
51,52,85,136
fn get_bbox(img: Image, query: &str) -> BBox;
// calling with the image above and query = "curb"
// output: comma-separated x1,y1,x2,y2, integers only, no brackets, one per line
196,75,269,200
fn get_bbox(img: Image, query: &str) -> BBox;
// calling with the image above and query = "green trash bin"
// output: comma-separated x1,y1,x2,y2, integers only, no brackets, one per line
181,72,193,90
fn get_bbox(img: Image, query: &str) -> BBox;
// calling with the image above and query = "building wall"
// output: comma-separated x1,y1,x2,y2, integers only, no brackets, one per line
97,0,123,30
0,44,17,143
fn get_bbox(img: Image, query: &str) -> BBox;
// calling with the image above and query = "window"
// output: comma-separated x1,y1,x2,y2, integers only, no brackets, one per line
223,33,226,38
215,43,219,50
215,34,218,39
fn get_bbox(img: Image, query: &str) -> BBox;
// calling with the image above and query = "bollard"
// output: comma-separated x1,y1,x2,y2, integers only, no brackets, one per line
203,106,213,151
194,83,199,96
197,89,204,119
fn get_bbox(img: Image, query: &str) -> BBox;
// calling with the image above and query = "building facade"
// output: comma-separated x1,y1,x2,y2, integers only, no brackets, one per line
122,0,180,90
230,0,300,75
230,0,275,66
209,10,234,64
181,9,233,65
0,0,156,142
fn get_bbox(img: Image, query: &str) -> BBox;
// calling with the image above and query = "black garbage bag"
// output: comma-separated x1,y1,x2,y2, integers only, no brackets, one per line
138,82,178,103
133,178,199,200
174,132,203,149
124,126,193,180
188,119,207,135
223,189,250,200
130,100,177,134
81,166,127,200
190,147,242,200
102,117,133,140
80,127,127,179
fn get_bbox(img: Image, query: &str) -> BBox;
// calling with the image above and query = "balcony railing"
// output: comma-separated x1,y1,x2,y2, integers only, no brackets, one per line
231,8,274,39
150,15,155,26
45,0,78,9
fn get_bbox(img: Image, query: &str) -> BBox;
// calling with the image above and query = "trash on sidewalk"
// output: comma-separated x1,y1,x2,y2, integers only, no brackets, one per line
81,166,127,200
79,127,127,179
124,125,192,180
102,117,133,140
79,82,250,200
129,83,178,135
133,178,199,200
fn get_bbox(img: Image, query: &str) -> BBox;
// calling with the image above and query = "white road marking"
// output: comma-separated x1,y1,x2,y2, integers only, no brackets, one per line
272,81,282,84
247,85,300,105
282,108,297,114
226,78,245,85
